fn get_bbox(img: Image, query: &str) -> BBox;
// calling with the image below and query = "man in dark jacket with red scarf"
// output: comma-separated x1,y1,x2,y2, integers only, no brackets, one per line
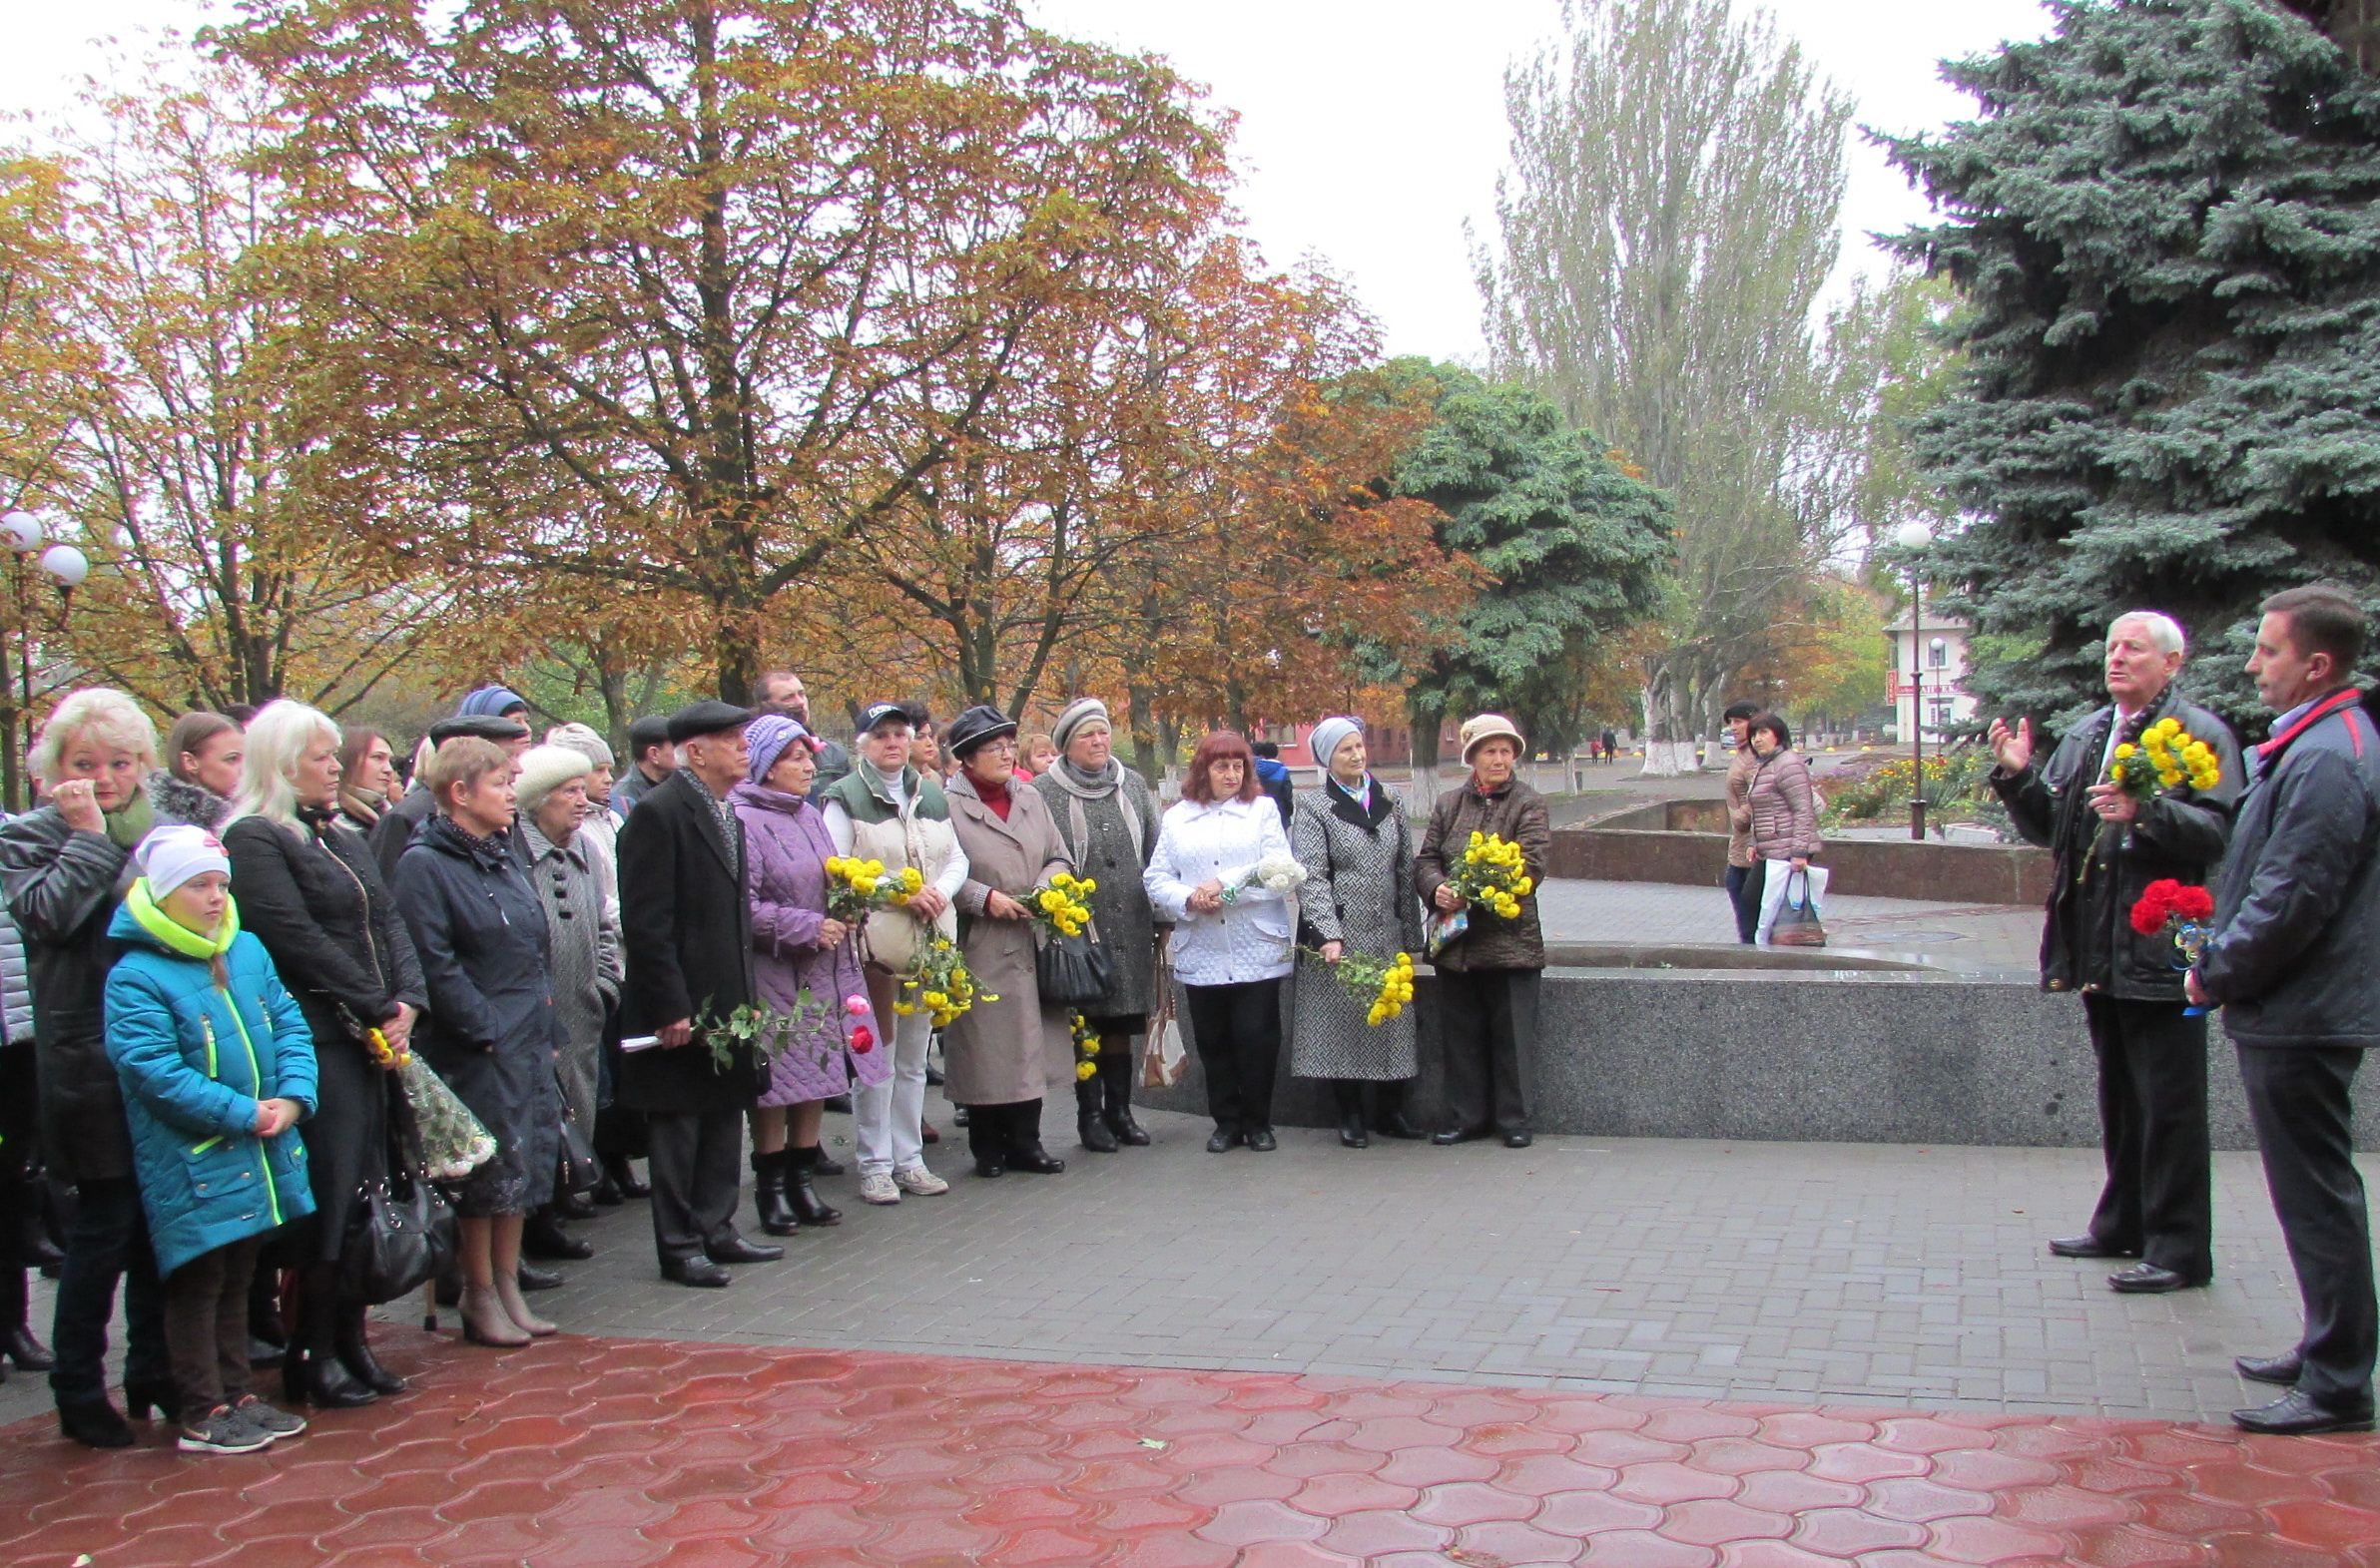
1990,612,2241,1298
2188,585,2380,1435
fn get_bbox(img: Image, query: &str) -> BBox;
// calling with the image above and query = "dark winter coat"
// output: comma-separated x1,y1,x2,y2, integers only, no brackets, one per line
225,806,429,1261
1991,686,2241,1002
615,771,765,1113
104,889,318,1278
2196,688,2380,1048
0,806,137,1181
368,784,439,887
1415,777,1551,973
393,814,565,1215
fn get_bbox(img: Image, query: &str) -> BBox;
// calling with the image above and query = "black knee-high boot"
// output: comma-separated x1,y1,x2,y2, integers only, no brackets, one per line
1099,1051,1150,1146
285,1262,375,1408
2,1264,50,1369
1075,1075,1118,1153
1333,1080,1368,1148
336,1299,407,1395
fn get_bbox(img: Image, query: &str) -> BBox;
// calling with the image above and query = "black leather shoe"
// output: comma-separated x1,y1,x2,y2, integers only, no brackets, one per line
523,1213,594,1262
600,1156,651,1199
1205,1128,1239,1154
1375,1108,1428,1141
9,1325,56,1372
2048,1234,2138,1260
662,1257,732,1289
1502,1131,1534,1149
516,1262,565,1293
2233,1389,2376,1435
554,1188,598,1221
337,1309,408,1396
1338,1113,1368,1150
1078,1112,1120,1155
924,1063,945,1087
2108,1263,2202,1294
706,1233,785,1266
2236,1350,2305,1386
123,1377,180,1421
294,1349,377,1408
1433,1126,1488,1147
246,1333,286,1371
591,1173,625,1207
811,1148,846,1177
973,1158,1006,1179
952,1105,970,1127
1244,1129,1278,1153
1007,1145,1066,1175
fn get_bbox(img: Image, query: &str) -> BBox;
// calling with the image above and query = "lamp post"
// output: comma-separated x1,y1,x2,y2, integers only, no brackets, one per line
1894,519,1935,840
0,510,89,812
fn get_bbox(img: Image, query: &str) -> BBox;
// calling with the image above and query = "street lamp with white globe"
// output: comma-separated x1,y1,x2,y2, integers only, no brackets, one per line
0,510,93,809
1894,519,1936,840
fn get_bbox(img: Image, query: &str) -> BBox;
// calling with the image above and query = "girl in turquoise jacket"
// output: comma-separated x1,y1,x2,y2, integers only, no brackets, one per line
104,825,317,1452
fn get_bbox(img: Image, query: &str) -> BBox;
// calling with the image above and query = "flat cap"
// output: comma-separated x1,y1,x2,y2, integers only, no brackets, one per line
427,715,530,748
666,700,754,744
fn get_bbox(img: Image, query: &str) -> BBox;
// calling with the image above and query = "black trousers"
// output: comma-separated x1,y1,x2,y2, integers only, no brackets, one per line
2238,1045,2376,1410
1185,979,1284,1135
1723,864,1763,944
1439,968,1540,1137
49,1177,170,1407
964,1100,1046,1165
2080,994,2212,1281
163,1237,261,1423
645,1109,744,1264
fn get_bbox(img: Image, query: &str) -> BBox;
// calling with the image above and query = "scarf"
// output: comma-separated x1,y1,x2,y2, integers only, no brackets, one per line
1324,771,1394,833
104,791,156,850
336,785,385,829
1043,757,1144,864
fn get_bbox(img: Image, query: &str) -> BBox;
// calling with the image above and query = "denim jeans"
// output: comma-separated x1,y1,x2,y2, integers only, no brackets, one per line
1723,864,1763,944
50,1177,170,1407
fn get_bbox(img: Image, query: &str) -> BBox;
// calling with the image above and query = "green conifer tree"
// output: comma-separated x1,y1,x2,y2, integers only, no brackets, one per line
1882,0,2380,729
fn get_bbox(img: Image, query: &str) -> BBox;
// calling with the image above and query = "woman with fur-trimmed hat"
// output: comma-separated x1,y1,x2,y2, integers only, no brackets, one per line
1415,714,1551,1150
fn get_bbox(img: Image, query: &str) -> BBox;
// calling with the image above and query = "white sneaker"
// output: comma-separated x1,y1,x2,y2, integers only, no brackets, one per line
857,1172,900,1205
892,1165,949,1196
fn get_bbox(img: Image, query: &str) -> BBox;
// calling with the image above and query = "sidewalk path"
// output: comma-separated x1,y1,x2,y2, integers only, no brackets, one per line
4,1329,2375,1567
1536,878,2044,977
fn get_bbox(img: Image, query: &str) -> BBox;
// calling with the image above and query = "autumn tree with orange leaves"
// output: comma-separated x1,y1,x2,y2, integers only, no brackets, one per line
218,0,1240,704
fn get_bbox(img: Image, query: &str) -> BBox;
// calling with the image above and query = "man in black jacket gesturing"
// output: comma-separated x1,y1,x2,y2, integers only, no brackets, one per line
615,701,781,1289
1990,612,2241,1296
2188,585,2380,1435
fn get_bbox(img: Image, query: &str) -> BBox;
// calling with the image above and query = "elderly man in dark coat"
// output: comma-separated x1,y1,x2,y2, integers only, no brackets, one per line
615,701,780,1289
1990,611,2241,1296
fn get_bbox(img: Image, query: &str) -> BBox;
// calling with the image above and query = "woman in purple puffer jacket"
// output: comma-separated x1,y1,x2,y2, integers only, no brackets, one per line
732,714,884,1240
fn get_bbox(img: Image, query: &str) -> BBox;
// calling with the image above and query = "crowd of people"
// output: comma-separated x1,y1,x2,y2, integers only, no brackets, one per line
0,672,1554,1456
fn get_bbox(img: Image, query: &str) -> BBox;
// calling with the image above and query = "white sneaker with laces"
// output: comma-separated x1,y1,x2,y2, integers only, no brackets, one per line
892,1165,948,1196
857,1172,900,1205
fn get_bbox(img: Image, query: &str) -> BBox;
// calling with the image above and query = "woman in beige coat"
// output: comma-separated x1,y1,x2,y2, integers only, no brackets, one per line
940,706,1075,1180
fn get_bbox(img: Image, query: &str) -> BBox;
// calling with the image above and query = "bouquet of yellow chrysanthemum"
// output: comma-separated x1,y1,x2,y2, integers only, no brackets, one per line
1069,1011,1101,1080
2093,717,2221,864
823,855,922,925
1303,946,1418,1026
1028,871,1096,939
893,931,996,1028
1447,830,1535,919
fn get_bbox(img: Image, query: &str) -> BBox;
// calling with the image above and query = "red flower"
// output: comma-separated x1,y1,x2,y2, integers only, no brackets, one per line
850,1024,876,1054
2130,879,2182,936
2172,885,2215,922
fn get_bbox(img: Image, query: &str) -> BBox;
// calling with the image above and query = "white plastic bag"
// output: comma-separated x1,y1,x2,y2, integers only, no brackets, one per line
1755,859,1830,944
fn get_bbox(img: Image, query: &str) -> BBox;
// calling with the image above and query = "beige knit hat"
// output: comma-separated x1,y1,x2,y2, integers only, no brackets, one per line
1459,713,1526,763
514,744,593,817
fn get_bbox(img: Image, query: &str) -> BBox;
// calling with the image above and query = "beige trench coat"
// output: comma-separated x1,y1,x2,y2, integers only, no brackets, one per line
942,773,1076,1106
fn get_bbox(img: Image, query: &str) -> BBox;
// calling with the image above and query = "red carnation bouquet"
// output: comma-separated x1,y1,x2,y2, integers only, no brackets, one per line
2129,878,2216,995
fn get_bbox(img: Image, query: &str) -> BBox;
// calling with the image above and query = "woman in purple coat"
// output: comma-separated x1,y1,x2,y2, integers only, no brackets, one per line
733,714,882,1238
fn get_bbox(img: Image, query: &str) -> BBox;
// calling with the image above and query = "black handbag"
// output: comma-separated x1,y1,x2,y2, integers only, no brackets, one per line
1036,927,1113,1005
341,1085,457,1306
557,1110,600,1198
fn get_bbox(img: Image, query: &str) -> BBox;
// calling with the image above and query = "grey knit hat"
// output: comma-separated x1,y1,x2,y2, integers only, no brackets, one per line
1051,698,1111,757
545,722,615,772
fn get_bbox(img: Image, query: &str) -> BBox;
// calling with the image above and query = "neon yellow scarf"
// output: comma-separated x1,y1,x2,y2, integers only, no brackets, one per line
125,879,241,960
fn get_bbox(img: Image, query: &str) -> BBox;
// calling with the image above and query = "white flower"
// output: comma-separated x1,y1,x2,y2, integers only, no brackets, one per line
1252,851,1307,892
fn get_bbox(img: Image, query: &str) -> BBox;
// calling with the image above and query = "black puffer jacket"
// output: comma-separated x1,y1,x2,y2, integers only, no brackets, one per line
1991,687,2241,1002
0,807,136,1181
2196,688,2380,1048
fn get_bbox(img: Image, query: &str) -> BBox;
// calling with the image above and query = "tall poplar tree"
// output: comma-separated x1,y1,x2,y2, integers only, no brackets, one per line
1883,0,2380,729
1478,0,1862,773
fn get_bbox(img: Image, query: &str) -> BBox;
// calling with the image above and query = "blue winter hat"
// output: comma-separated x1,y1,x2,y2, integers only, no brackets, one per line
457,685,529,719
744,713,819,784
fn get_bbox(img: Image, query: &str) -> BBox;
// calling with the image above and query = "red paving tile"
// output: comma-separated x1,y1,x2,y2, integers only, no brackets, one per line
1,1328,2377,1566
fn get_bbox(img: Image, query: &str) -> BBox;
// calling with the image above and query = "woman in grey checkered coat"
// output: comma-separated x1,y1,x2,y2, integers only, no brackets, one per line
1288,719,1425,1148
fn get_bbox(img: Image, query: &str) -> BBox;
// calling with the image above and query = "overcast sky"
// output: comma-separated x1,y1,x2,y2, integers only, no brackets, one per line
7,0,2057,361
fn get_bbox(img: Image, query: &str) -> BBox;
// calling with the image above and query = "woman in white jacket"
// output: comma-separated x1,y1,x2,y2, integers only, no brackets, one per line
1144,732,1297,1152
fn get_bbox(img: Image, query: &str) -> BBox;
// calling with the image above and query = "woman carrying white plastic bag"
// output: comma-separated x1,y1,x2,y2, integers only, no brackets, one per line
1744,714,1825,943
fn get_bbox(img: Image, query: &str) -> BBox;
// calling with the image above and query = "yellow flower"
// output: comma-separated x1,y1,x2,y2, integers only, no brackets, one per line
854,876,878,895
2157,770,2183,788
2153,718,2181,740
892,1002,915,1016
1079,877,1097,893
2114,743,2136,760
1512,877,1533,896
1075,1061,1097,1081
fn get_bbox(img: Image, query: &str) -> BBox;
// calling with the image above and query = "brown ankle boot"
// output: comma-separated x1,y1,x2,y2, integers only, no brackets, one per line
491,1273,556,1337
457,1286,530,1347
